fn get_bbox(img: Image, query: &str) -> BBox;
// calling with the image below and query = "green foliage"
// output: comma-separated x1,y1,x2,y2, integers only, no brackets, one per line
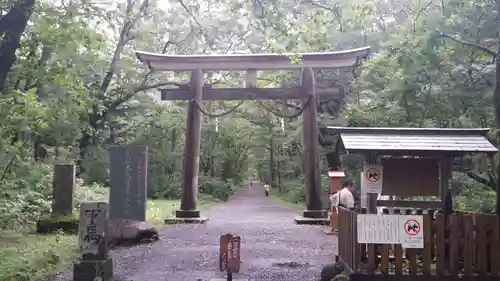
0,197,212,281
199,176,235,201
279,180,307,204
80,146,109,185
0,161,53,229
1,0,500,278
0,230,77,281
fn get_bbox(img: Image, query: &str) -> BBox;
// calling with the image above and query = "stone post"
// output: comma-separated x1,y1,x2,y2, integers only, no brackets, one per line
52,164,76,216
36,163,78,234
73,201,113,281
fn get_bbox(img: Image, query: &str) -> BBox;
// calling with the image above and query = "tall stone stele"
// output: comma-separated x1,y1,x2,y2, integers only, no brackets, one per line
109,145,148,221
73,201,113,281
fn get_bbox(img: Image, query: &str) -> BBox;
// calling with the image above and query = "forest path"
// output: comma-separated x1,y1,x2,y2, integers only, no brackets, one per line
56,183,338,281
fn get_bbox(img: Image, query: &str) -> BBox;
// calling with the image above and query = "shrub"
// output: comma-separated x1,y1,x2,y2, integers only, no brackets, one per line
199,176,235,201
80,145,109,185
0,161,53,229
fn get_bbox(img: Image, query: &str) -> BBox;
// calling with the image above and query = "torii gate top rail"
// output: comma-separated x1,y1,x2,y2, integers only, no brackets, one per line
135,46,370,71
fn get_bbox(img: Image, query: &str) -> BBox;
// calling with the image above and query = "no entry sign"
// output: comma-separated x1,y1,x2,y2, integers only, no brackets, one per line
363,164,383,193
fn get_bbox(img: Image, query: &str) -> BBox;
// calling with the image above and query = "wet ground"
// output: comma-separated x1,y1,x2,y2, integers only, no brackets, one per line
53,183,337,281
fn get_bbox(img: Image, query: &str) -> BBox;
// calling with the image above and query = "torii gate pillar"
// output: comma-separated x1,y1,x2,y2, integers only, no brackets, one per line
294,68,328,225
165,69,208,224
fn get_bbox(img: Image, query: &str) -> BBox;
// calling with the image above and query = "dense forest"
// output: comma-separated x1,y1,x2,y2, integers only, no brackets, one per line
0,0,499,278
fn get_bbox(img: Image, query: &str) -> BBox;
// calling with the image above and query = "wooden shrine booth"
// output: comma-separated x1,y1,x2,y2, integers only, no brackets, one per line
135,47,370,224
321,127,500,281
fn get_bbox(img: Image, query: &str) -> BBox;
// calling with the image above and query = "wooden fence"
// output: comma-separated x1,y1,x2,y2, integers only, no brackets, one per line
337,207,500,281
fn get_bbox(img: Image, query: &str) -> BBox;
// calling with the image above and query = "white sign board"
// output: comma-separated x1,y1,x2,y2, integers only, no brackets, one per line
357,214,423,248
360,172,367,209
401,216,424,248
363,164,383,193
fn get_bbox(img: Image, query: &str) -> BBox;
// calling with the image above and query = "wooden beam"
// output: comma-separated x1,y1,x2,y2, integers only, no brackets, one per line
135,47,371,71
160,87,343,101
377,200,441,210
245,69,257,88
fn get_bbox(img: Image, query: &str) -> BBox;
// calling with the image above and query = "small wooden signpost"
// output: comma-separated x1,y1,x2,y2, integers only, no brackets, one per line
219,233,241,281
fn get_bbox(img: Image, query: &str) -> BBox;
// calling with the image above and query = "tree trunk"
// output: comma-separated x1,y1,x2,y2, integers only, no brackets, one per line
495,40,500,215
277,144,282,192
0,0,36,93
495,0,500,215
269,136,276,186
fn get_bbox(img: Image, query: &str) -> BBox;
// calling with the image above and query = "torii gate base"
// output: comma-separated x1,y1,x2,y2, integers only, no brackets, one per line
135,47,370,225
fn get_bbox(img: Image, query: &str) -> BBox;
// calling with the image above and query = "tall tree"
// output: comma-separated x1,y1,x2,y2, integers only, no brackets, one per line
0,0,35,92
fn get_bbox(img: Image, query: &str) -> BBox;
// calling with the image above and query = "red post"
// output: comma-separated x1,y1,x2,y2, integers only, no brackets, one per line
328,170,345,232
328,170,345,194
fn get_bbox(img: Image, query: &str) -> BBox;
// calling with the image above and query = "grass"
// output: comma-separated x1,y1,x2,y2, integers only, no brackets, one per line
271,192,305,213
0,197,217,281
147,194,218,224
0,229,77,281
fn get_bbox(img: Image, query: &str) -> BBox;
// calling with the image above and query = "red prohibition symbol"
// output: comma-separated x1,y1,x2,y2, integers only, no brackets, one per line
365,168,381,183
404,219,421,236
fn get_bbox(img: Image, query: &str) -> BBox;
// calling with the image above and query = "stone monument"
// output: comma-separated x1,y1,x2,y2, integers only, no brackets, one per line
73,201,113,281
109,145,148,221
52,163,76,216
36,163,78,234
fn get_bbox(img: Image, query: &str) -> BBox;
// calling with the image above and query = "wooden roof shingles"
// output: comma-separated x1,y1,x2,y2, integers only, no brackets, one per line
323,127,498,155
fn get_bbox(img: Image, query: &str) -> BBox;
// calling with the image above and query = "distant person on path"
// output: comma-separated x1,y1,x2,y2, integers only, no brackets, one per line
330,178,355,210
264,183,271,197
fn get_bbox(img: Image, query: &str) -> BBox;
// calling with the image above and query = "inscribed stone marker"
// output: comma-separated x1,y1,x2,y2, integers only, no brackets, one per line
109,145,148,221
78,201,109,260
52,164,76,216
74,201,113,281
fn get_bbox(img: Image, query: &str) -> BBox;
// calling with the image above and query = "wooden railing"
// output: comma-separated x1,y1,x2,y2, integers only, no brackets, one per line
337,208,500,279
338,207,362,271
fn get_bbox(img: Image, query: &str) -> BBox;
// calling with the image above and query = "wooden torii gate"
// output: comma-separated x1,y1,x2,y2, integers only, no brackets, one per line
135,47,370,224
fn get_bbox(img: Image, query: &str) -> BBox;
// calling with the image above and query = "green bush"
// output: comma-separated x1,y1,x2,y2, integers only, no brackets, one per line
80,145,109,185
0,161,53,229
0,159,109,230
278,179,306,204
455,184,496,213
199,176,235,201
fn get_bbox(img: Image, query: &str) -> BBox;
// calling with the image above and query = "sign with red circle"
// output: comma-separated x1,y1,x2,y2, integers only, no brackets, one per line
404,219,421,236
365,168,381,183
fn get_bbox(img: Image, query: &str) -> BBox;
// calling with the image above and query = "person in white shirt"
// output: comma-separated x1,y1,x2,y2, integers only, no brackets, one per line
330,178,355,210
264,183,270,197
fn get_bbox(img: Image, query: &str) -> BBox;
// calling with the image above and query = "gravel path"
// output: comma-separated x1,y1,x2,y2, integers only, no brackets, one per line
54,183,338,281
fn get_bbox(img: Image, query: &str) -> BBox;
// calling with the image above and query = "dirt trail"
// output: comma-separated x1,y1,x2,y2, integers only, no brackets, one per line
54,183,338,281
